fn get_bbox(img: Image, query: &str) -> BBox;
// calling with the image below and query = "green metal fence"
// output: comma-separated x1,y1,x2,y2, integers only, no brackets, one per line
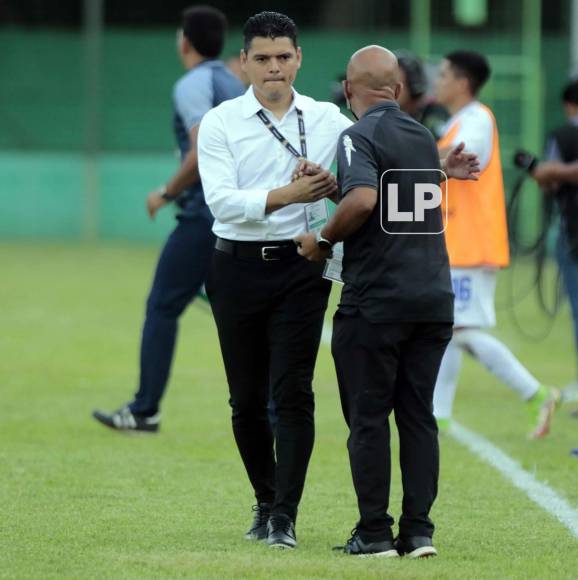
0,0,570,242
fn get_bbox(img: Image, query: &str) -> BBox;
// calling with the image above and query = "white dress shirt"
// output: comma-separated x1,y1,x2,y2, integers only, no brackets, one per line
197,86,352,241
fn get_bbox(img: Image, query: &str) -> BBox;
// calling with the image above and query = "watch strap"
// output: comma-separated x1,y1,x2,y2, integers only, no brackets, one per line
159,185,177,202
316,230,334,248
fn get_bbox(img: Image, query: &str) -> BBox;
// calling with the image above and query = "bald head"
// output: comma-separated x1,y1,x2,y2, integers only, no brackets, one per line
347,45,400,92
343,45,402,118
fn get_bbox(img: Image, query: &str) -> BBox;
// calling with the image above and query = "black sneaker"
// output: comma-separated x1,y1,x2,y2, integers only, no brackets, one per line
334,529,399,558
244,503,271,541
92,406,160,433
266,514,297,549
395,535,437,558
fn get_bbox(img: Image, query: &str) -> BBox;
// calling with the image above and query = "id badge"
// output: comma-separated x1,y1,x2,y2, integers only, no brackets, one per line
304,200,343,284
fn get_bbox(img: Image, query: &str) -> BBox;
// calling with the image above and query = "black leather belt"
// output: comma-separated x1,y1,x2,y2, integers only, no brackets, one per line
215,237,298,261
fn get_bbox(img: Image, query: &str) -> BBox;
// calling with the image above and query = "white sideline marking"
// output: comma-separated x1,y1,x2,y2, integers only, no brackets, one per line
450,422,578,540
320,322,578,540
321,324,333,346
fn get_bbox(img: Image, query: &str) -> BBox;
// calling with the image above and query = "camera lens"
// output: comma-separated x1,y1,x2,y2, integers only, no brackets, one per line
513,149,538,172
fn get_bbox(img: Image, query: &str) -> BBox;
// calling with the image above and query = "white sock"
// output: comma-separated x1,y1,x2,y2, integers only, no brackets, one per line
433,340,463,420
454,329,540,400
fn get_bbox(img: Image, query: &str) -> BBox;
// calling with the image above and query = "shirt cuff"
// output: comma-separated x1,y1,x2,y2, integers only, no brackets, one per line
244,189,269,222
341,182,378,196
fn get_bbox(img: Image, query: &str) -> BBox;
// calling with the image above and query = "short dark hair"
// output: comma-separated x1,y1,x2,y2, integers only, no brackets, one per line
182,5,227,59
243,11,298,52
445,50,491,95
396,51,427,98
562,80,578,105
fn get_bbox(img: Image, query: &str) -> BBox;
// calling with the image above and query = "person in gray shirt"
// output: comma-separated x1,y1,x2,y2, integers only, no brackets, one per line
93,6,244,433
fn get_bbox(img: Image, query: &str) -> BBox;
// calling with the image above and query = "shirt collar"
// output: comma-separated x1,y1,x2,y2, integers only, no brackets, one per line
242,86,311,119
361,100,400,118
193,58,220,71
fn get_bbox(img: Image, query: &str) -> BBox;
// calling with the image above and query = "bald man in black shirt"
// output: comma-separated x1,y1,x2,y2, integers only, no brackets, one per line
296,46,478,558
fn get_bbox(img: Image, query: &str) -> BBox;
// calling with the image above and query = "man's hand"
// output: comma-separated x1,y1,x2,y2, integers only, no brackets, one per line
442,142,480,181
532,161,565,192
291,159,322,182
294,232,331,262
266,168,338,214
146,191,169,220
288,170,338,203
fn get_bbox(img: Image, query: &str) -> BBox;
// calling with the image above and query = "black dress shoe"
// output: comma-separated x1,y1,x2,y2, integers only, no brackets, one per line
395,535,437,558
334,529,399,557
266,514,297,549
244,503,271,540
92,406,160,433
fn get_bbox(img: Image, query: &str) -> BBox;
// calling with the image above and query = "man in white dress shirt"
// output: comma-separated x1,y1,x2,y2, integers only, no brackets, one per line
197,11,352,549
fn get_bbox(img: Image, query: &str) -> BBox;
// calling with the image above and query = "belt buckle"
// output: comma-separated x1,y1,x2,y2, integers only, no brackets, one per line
261,246,280,261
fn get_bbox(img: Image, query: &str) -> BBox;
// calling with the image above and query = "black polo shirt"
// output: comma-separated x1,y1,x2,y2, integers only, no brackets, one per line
336,100,454,323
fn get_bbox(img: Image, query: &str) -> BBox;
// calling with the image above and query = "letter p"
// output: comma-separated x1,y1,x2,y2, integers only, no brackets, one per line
414,184,442,222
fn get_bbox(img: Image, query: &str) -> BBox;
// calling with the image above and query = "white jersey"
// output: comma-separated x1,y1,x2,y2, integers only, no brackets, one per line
442,101,494,172
451,267,497,328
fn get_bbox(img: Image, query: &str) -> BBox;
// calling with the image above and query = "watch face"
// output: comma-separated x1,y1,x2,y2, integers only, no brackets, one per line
318,240,332,250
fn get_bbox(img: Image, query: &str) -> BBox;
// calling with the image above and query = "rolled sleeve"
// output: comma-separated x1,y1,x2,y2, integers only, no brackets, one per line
244,190,269,221
198,110,269,224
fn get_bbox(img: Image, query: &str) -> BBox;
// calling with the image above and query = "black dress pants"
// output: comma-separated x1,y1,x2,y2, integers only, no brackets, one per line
206,248,331,521
332,312,452,542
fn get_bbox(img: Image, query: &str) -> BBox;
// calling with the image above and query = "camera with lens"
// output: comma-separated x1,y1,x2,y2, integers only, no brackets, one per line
513,149,539,173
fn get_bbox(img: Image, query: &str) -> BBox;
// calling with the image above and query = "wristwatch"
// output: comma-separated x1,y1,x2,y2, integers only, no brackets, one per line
159,184,176,202
316,230,334,256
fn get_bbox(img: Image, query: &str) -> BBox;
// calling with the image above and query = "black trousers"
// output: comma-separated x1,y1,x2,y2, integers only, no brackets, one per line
332,312,452,542
206,248,331,521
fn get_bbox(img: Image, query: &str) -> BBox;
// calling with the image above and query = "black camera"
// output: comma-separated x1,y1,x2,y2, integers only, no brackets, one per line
330,75,347,108
513,149,539,173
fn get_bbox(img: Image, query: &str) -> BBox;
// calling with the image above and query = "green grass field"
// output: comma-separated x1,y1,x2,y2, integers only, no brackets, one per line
2,242,578,579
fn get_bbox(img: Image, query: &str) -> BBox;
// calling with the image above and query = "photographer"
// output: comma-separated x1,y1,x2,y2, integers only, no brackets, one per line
396,51,449,140
531,80,578,385
331,52,449,140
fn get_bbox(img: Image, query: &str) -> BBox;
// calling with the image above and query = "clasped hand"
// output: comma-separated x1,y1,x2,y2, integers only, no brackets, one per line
287,159,337,203
290,159,335,261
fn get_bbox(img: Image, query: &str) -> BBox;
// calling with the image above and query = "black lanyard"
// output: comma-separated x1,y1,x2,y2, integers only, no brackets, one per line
256,108,307,160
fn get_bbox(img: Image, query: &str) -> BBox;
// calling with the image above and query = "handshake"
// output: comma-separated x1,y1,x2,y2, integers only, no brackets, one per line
266,160,336,213
281,160,338,204
278,141,481,209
